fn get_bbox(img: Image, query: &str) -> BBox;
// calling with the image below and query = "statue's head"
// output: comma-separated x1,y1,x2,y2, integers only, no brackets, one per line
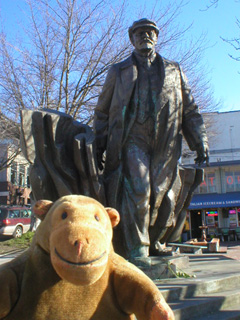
128,18,159,54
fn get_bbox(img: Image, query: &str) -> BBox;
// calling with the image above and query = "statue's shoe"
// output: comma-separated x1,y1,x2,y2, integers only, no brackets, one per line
129,256,152,268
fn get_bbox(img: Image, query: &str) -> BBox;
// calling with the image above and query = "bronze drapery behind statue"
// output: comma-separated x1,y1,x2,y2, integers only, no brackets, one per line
20,109,105,203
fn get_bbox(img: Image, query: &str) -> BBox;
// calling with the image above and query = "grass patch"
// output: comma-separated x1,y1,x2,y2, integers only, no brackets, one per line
0,231,35,253
167,262,196,278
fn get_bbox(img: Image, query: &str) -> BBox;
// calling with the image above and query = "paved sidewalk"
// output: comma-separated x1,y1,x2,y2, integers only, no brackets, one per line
171,241,240,282
157,242,240,320
0,249,24,265
221,241,240,261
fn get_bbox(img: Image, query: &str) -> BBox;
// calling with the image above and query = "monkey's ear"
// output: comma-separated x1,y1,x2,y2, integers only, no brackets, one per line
105,207,120,228
32,200,53,221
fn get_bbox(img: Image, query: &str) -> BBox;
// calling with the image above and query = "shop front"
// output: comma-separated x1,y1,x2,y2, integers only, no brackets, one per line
187,192,240,240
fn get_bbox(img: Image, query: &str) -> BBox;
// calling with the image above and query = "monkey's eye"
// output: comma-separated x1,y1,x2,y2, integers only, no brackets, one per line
94,214,100,222
62,212,68,220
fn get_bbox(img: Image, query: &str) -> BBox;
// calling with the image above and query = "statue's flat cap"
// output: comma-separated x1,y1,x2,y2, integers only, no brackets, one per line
128,18,159,37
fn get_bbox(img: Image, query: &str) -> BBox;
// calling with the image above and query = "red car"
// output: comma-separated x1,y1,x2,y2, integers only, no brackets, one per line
0,206,32,238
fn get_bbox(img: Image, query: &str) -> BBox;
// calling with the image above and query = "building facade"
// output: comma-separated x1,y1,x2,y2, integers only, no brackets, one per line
181,111,240,239
0,143,31,205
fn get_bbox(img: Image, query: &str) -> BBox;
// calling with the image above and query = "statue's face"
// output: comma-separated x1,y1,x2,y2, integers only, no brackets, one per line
131,27,158,52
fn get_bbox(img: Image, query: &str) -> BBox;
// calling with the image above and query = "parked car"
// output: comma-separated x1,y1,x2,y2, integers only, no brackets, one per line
0,206,32,238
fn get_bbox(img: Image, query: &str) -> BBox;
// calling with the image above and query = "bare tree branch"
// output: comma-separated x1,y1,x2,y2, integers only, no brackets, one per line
0,0,217,167
221,18,240,63
200,0,219,11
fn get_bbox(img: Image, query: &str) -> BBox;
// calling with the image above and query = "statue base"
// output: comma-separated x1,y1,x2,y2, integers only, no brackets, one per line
139,255,189,280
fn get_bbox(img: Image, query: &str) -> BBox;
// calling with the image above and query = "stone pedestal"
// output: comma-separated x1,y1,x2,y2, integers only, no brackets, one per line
140,255,189,280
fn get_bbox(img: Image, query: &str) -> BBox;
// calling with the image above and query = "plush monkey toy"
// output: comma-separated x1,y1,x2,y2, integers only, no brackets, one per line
0,195,174,320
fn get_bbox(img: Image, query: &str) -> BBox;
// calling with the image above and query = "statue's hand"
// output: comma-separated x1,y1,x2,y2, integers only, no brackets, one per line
194,142,209,166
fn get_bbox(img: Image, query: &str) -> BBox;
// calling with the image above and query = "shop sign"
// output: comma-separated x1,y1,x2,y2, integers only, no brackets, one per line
200,177,215,186
206,210,218,216
190,199,240,208
225,174,240,185
201,174,240,186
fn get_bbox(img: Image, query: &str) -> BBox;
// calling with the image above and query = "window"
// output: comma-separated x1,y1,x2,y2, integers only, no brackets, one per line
9,210,20,218
208,173,216,193
225,171,240,192
21,210,29,218
238,208,240,227
229,209,238,228
19,164,25,186
10,163,30,188
27,167,30,187
10,162,17,185
198,172,217,194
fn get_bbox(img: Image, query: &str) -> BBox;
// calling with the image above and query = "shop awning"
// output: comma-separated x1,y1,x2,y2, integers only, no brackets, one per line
188,192,240,209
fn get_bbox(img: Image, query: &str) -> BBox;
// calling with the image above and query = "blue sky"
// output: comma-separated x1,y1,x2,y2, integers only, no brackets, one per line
176,0,240,112
128,0,240,112
0,0,239,112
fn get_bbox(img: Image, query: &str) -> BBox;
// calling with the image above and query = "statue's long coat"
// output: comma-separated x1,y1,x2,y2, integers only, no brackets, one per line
94,53,207,247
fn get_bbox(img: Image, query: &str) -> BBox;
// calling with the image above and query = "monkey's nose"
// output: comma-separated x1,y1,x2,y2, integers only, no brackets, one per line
74,240,83,256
